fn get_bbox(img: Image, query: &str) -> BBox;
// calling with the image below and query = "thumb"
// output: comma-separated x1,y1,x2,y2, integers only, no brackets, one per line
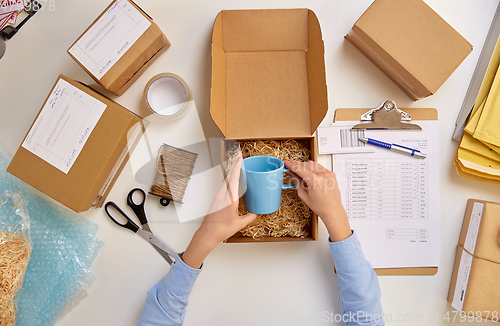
240,212,258,226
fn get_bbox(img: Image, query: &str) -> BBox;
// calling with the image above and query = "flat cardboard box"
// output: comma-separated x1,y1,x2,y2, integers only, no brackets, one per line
68,0,170,96
210,9,328,242
345,0,472,101
448,199,500,321
8,75,146,213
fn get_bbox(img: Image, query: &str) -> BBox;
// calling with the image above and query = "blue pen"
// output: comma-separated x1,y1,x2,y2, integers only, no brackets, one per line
359,137,427,159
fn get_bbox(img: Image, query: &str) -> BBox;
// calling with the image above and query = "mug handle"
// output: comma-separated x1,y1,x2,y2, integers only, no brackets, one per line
282,168,295,189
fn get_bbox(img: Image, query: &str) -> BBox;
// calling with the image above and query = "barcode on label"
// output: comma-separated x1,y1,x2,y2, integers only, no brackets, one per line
340,129,366,148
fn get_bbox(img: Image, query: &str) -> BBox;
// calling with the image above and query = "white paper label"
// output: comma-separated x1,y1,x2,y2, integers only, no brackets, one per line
464,202,484,254
22,79,106,174
68,0,151,80
318,122,376,155
452,250,473,311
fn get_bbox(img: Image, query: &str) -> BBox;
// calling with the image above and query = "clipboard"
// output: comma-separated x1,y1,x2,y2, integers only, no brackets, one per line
334,101,438,276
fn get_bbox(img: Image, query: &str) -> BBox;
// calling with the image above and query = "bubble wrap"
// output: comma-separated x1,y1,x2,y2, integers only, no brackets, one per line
0,149,103,326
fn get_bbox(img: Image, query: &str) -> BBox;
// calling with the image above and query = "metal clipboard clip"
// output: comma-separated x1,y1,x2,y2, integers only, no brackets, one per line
352,100,422,131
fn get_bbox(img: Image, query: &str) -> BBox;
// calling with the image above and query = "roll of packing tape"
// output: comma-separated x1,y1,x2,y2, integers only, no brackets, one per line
144,73,192,119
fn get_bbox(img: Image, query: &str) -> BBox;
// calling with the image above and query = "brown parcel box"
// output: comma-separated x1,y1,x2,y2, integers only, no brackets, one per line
210,9,328,242
345,0,472,101
7,75,146,213
68,0,170,96
448,199,500,321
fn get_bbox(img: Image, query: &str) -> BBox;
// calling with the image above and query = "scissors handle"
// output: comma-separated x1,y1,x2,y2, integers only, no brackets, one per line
104,202,140,233
127,188,148,226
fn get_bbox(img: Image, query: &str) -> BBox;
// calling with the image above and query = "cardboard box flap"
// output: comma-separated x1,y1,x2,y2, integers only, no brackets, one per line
210,9,328,140
307,38,328,133
211,24,226,136
221,9,308,52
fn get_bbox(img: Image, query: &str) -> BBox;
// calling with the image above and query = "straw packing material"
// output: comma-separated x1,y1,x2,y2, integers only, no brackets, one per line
0,232,31,326
227,139,312,238
150,144,198,203
144,73,192,119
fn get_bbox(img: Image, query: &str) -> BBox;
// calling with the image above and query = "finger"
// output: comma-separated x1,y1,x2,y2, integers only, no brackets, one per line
286,170,308,198
240,212,258,227
305,160,330,175
226,151,243,202
284,160,316,181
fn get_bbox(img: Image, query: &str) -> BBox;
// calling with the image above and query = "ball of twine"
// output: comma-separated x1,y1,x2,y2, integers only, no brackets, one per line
150,144,197,203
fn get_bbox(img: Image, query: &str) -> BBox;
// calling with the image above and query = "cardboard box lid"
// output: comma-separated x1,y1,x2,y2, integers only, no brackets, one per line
353,0,472,95
210,9,328,140
459,199,500,264
7,75,144,212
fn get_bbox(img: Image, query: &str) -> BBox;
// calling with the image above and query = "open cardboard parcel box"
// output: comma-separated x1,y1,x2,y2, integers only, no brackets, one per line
210,9,328,242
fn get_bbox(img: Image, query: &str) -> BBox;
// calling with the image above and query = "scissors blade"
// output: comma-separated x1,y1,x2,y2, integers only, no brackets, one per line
151,243,173,265
137,224,172,264
136,229,176,263
141,223,152,233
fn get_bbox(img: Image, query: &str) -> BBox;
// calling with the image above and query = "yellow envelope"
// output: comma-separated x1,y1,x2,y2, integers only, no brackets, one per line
470,35,500,120
454,155,500,185
455,158,500,185
480,140,500,155
457,148,500,175
474,64,500,147
464,98,486,135
460,132,500,162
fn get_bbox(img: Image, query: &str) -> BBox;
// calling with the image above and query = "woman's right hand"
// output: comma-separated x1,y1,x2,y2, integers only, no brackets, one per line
284,160,352,242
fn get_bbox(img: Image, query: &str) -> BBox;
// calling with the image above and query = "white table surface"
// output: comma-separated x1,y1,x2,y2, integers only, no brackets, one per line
1,0,500,325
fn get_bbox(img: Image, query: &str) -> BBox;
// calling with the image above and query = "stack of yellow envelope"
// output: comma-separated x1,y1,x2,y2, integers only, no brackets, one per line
456,36,500,185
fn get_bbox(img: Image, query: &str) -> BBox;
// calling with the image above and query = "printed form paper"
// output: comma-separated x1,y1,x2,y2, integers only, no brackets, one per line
22,79,106,174
333,121,439,269
68,0,151,80
318,122,375,154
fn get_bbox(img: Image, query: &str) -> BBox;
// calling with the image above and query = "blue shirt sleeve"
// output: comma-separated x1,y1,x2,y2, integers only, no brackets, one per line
329,231,385,326
137,254,202,326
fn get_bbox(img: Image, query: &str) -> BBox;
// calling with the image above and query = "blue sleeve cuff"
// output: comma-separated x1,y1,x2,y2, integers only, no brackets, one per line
161,253,203,297
328,231,368,273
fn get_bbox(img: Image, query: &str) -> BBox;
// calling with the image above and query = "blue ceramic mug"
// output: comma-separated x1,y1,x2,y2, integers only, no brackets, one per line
241,156,294,214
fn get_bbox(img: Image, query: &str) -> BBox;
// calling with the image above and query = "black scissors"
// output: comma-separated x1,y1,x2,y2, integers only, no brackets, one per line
105,188,175,265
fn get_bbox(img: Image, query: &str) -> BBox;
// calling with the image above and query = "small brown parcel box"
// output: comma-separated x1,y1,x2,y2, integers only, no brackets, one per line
68,0,170,96
448,199,500,321
210,9,328,242
345,0,472,101
8,75,146,213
